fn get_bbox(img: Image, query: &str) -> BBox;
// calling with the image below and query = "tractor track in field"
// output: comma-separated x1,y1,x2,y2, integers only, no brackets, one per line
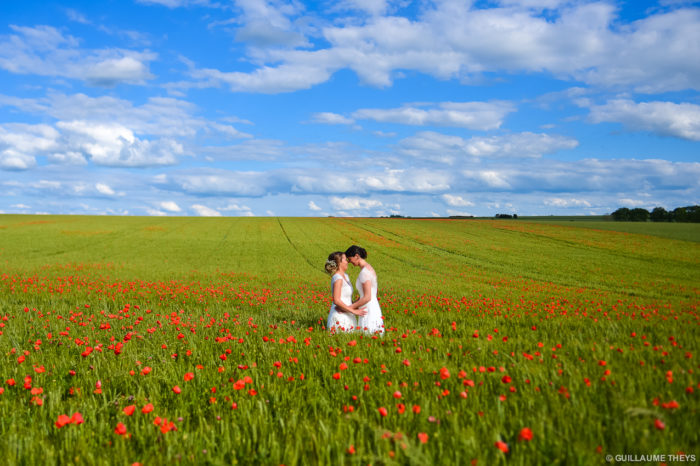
277,218,318,272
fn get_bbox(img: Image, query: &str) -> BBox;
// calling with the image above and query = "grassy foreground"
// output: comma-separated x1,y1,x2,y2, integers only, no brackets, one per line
0,215,698,465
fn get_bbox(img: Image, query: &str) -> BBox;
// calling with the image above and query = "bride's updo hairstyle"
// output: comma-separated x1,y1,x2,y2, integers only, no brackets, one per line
345,245,367,259
325,251,344,275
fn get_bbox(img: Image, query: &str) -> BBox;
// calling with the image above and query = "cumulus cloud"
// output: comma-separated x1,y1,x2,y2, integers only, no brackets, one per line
544,197,592,208
57,121,183,167
308,200,322,211
400,131,578,162
446,209,474,217
0,25,155,86
442,194,474,207
311,112,356,125
159,201,182,212
95,183,116,196
191,204,222,216
588,99,700,141
330,196,383,210
0,93,249,140
179,3,700,94
352,101,515,130
0,123,59,170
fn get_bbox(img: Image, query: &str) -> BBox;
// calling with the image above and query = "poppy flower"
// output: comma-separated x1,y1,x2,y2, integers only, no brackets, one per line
495,441,509,453
55,414,71,428
184,372,194,381
654,419,666,430
661,400,679,410
172,385,181,394
114,423,127,435
71,412,84,425
417,432,428,444
412,405,421,414
378,407,388,417
123,405,136,416
142,403,154,414
518,427,533,441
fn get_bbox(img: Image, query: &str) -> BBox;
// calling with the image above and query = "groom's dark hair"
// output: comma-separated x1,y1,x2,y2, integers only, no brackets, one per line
345,245,367,259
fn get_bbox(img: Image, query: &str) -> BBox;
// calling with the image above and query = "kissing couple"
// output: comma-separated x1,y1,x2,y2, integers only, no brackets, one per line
324,245,385,335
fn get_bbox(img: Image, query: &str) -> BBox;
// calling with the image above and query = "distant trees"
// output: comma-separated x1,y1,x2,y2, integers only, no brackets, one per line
495,213,517,219
611,205,700,222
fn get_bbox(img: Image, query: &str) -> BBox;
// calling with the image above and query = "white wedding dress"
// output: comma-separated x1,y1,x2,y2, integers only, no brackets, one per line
327,273,357,333
356,267,385,335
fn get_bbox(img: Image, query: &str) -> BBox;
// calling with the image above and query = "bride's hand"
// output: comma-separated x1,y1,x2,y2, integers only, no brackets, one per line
352,307,367,317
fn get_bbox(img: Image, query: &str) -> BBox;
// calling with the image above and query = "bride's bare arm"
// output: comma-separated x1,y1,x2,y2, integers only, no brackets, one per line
350,280,372,308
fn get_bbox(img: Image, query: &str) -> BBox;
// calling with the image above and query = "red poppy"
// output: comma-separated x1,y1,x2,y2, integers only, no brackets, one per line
654,419,666,430
184,372,194,381
418,432,428,444
114,422,127,435
123,405,136,416
378,407,388,417
518,427,533,441
172,385,181,394
142,403,154,414
661,400,679,409
71,412,84,425
495,441,509,453
412,405,421,414
55,414,71,428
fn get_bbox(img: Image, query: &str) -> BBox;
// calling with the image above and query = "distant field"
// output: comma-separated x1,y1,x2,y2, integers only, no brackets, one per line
0,215,698,465
523,217,700,242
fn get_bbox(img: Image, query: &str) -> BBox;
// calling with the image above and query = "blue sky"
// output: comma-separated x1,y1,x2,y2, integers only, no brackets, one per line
1,0,698,217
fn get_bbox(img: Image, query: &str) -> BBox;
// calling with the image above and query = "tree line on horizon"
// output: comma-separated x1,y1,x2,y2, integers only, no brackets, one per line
610,205,700,222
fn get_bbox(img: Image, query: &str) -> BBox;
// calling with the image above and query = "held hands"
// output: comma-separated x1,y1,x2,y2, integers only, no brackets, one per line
351,307,368,317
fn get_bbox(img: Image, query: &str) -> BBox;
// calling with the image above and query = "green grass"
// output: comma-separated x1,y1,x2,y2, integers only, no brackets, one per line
0,215,698,465
524,218,700,243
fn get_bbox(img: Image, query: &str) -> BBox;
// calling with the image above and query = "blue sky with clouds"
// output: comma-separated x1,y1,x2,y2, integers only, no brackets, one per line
1,0,698,217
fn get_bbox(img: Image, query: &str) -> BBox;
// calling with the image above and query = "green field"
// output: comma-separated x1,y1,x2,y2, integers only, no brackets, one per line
0,215,698,465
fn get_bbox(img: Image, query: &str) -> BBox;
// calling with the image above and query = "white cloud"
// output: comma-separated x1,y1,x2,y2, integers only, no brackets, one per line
180,3,700,94
311,112,355,125
191,204,222,216
544,197,592,208
446,209,474,217
146,208,168,216
588,99,700,141
95,183,116,196
442,194,474,207
0,93,245,139
57,120,183,167
308,200,322,211
352,101,515,130
159,201,182,212
158,170,273,196
330,196,383,210
400,131,578,162
0,25,156,86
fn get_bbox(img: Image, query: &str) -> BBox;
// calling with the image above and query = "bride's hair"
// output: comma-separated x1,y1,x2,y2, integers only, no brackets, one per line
345,245,367,259
325,251,344,275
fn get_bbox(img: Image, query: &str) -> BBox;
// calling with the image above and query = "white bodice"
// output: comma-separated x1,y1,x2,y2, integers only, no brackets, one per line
331,273,353,309
356,267,378,301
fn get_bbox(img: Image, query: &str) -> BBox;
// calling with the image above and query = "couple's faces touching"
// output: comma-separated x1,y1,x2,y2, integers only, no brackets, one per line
347,254,361,267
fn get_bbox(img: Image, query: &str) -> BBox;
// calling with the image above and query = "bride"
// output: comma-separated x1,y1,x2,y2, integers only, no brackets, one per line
325,251,367,333
345,245,385,336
